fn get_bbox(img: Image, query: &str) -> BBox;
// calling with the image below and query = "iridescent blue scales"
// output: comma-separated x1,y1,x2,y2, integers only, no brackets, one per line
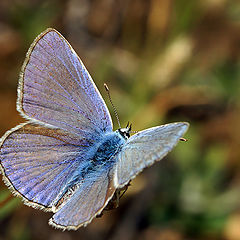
0,29,189,230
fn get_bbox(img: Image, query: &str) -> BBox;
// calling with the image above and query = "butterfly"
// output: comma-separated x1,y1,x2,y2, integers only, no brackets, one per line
0,28,189,230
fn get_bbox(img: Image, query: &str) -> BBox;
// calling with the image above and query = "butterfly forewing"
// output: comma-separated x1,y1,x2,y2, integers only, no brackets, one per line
18,28,113,137
116,122,189,186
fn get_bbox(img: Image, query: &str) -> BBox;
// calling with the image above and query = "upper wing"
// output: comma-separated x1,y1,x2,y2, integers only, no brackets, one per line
18,28,112,138
49,165,117,230
0,123,91,211
116,122,189,187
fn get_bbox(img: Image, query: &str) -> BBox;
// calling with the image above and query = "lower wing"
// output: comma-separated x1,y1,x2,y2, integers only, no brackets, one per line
49,166,116,230
0,123,90,211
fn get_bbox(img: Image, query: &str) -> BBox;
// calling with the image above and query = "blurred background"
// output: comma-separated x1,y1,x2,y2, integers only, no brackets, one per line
0,0,240,239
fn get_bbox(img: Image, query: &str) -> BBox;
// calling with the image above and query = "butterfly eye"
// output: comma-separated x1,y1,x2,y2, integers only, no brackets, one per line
124,132,130,138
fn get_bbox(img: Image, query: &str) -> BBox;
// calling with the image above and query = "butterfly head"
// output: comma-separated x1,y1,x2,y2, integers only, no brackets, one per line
117,122,132,139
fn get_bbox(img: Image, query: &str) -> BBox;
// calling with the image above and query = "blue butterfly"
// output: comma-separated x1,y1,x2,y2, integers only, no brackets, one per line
0,28,189,230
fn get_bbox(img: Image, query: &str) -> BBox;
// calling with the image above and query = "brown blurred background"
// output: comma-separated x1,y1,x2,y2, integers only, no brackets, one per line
0,0,240,239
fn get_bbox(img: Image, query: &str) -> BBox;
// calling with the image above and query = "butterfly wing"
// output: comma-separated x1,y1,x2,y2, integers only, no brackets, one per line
0,123,94,211
116,122,189,187
0,28,114,211
49,166,116,230
18,28,112,137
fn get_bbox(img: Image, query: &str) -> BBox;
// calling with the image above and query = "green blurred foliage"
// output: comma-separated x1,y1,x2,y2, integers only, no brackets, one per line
0,0,240,239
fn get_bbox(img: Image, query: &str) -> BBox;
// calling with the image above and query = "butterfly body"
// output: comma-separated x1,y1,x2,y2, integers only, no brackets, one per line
91,130,127,165
62,130,127,194
0,28,189,230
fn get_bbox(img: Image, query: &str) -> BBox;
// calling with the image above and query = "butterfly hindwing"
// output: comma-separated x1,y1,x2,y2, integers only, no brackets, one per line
49,166,116,230
0,123,93,210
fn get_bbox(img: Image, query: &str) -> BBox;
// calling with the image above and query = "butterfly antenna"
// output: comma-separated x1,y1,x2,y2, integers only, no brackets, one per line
130,130,138,133
104,83,121,129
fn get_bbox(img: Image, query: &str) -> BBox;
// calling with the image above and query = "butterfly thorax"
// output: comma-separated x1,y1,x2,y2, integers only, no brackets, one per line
71,131,128,181
92,131,127,164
